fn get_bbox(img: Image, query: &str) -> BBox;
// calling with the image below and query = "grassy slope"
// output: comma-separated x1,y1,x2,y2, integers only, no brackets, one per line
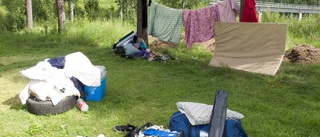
0,20,320,137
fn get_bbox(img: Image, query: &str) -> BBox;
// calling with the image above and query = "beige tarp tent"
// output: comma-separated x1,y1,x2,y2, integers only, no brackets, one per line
209,22,288,76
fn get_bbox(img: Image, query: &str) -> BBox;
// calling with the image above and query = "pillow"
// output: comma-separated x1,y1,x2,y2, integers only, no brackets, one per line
123,43,140,56
177,102,212,125
176,102,245,126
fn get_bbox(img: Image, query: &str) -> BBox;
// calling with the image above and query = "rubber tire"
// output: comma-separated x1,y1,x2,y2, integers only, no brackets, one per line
26,96,77,115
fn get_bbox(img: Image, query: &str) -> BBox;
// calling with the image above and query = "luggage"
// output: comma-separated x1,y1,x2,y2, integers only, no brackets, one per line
112,31,136,51
169,111,248,137
225,119,248,137
169,111,209,137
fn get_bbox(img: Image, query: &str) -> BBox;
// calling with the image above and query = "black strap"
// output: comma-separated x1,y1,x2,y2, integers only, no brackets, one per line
129,122,153,137
142,0,148,29
148,0,152,6
188,123,192,137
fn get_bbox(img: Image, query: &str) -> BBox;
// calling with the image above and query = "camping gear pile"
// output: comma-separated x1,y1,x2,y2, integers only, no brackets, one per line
112,31,176,62
113,91,247,137
114,122,183,137
18,52,106,115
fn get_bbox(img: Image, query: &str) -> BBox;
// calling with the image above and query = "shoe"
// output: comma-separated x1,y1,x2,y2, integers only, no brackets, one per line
114,124,137,132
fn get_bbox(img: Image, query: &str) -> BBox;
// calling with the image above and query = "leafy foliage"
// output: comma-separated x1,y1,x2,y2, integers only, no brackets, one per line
85,0,99,20
261,11,320,47
0,0,25,31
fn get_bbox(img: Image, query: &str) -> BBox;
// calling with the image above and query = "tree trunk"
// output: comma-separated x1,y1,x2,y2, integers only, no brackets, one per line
56,0,66,33
137,0,148,46
182,0,185,9
119,0,123,21
68,0,74,22
26,0,33,30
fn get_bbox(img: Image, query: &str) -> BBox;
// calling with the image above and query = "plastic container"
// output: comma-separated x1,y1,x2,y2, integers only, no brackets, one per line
76,98,89,112
84,66,107,101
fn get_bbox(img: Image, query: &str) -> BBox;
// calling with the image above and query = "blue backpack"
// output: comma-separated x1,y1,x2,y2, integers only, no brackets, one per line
169,111,248,137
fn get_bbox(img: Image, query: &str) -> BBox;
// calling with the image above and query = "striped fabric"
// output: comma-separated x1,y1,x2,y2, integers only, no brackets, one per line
148,2,183,43
177,102,245,125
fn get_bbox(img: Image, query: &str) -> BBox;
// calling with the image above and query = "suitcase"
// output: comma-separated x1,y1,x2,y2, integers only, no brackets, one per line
169,111,209,137
169,111,248,137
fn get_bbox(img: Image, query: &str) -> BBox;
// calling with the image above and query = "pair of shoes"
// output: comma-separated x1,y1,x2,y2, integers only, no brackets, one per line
114,124,137,132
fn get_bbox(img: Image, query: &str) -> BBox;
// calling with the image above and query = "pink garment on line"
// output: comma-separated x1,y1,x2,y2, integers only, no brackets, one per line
183,5,219,48
217,0,240,22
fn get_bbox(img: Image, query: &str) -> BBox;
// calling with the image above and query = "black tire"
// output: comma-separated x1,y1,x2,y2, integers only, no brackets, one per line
26,95,77,115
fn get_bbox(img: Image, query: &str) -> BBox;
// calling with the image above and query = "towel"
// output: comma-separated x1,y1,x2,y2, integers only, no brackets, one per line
148,2,183,43
183,5,219,48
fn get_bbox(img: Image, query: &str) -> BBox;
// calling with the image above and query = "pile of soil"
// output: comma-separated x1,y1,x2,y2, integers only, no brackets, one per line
283,44,320,64
148,35,216,52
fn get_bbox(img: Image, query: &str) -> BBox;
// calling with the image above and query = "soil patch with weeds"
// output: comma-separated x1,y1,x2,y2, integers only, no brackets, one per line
283,44,320,64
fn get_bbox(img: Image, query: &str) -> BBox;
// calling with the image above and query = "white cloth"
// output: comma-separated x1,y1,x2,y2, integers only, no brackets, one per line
19,61,80,105
64,52,101,87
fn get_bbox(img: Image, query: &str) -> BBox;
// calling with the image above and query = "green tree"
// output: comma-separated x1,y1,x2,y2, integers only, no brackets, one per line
1,0,25,31
159,0,207,9
116,0,136,22
85,0,99,20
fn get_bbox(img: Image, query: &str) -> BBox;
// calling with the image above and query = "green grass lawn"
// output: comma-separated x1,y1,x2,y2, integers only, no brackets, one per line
0,20,319,137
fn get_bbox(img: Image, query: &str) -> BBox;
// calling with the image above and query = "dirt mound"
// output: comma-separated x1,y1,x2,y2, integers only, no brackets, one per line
283,44,320,63
148,35,216,52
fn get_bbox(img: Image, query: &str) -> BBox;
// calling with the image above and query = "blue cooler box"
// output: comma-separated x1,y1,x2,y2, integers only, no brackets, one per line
84,66,107,101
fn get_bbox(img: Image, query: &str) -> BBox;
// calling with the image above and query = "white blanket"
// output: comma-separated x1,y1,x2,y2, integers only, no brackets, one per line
19,61,80,105
19,52,100,105
64,52,101,87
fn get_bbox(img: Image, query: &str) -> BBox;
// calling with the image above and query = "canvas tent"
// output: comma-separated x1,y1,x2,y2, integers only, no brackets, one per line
209,22,288,76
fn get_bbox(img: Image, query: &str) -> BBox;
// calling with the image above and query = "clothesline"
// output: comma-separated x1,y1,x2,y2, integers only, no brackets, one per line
149,0,257,48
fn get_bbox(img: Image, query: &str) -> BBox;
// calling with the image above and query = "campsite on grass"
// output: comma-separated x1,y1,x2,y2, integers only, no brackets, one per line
0,0,319,136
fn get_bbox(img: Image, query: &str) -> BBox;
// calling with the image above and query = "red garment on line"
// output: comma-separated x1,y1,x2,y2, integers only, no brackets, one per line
240,0,258,22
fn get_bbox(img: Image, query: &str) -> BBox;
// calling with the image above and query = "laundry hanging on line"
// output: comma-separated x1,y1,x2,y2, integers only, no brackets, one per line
148,0,240,48
148,2,183,44
240,0,259,22
183,0,239,48
216,0,240,22
183,5,219,48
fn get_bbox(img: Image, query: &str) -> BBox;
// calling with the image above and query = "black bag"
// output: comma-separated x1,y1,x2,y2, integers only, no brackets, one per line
169,90,248,137
169,111,248,137
112,31,136,52
125,122,152,137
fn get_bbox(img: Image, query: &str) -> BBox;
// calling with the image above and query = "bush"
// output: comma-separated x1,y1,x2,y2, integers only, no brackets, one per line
261,11,320,47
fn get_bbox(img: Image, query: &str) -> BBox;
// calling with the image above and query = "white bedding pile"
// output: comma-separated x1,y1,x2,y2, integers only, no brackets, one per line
19,52,101,105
